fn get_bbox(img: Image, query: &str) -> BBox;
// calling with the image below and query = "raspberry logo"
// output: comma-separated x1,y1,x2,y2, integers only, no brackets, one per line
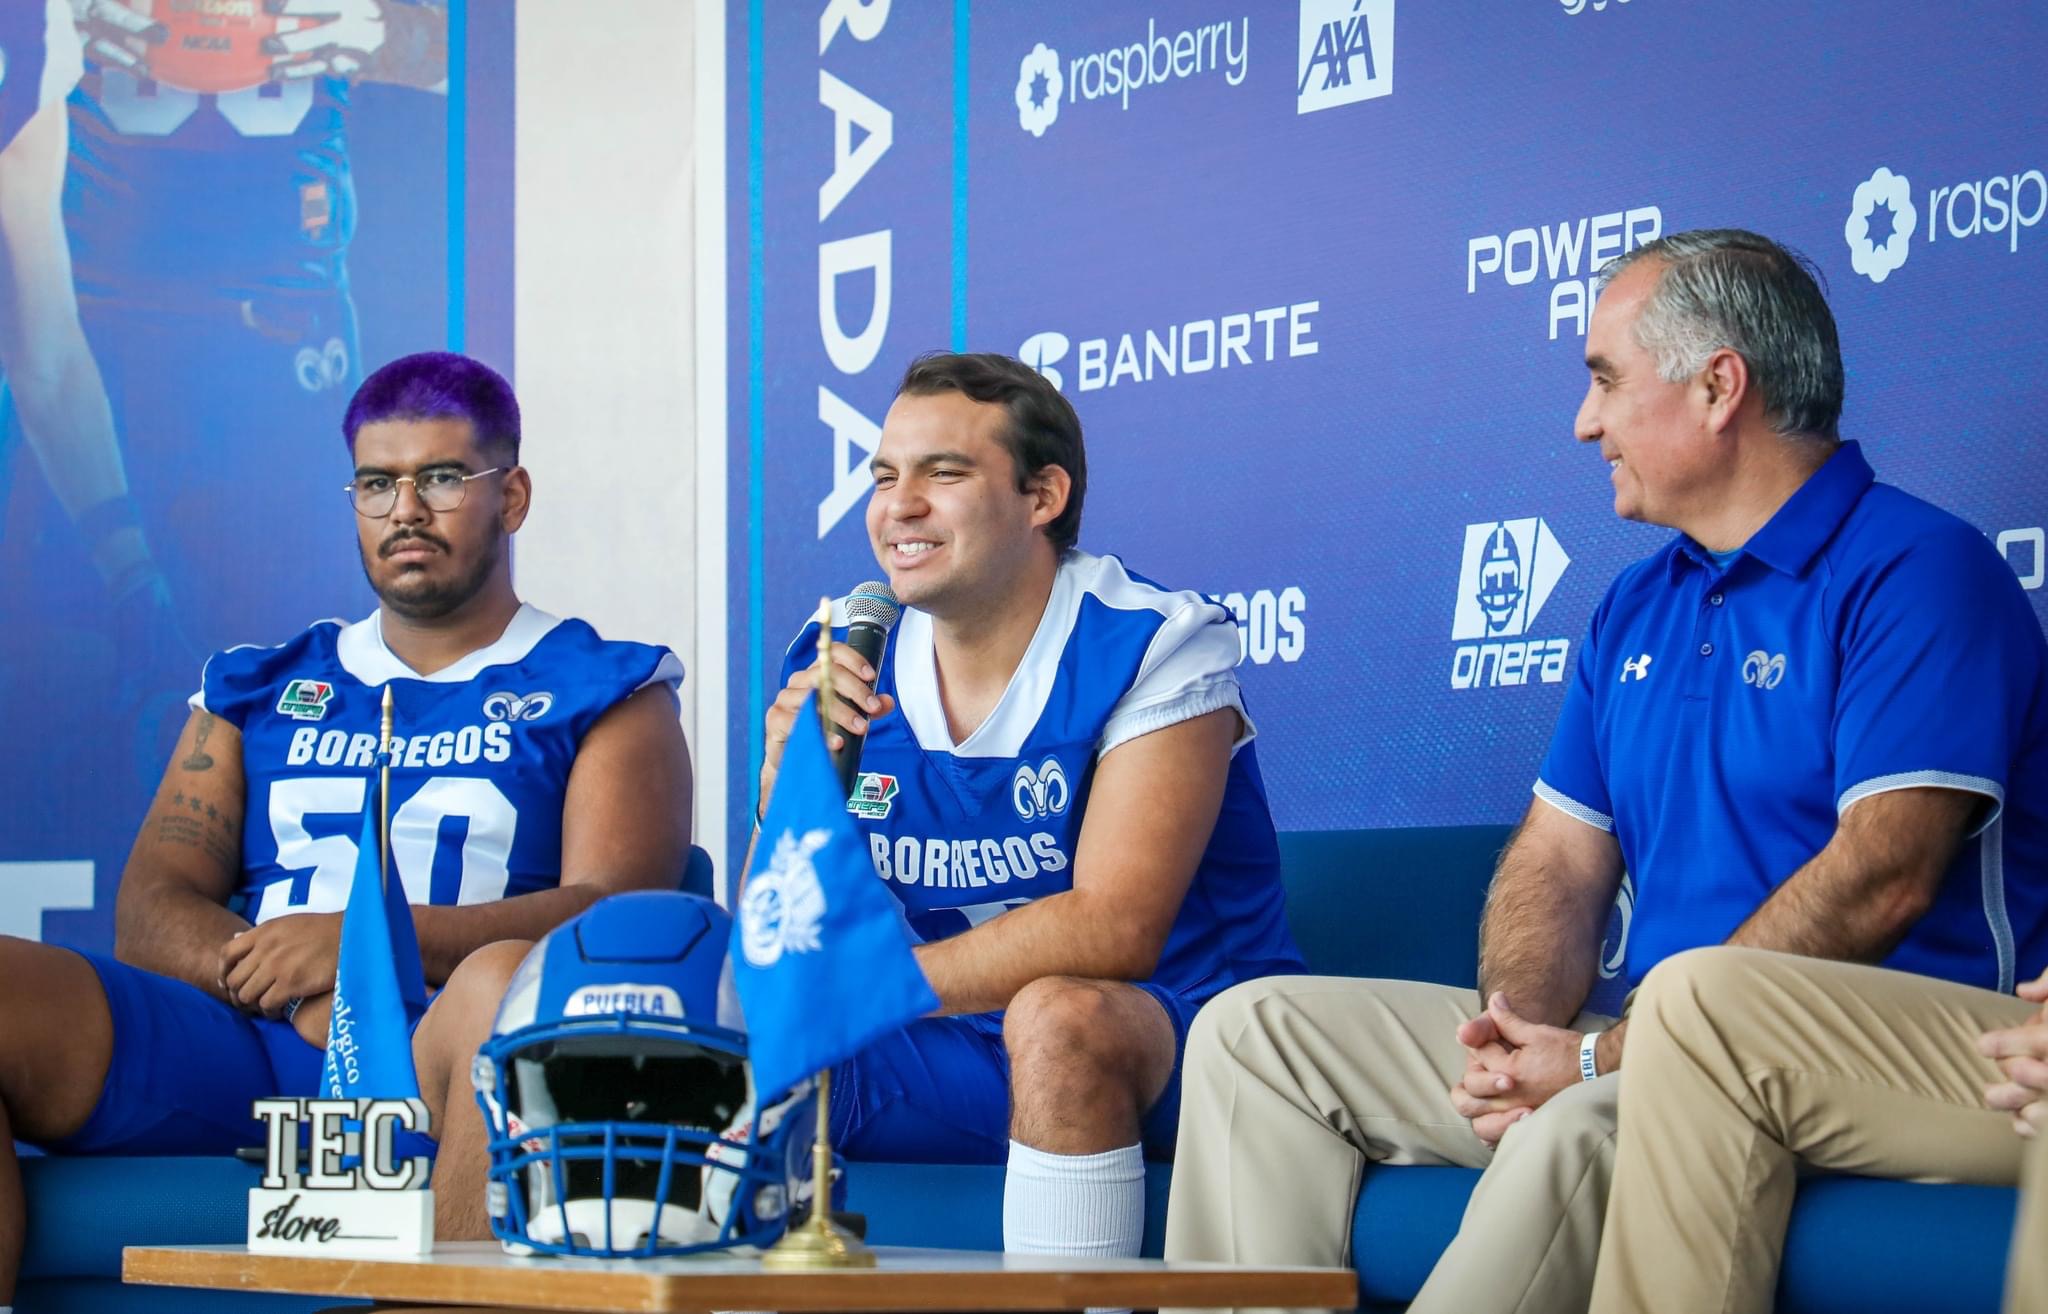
1015,42,1062,137
1845,167,1918,284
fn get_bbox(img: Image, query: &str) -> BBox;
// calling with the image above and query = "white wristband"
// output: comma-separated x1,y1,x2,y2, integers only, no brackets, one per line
1578,1029,1603,1082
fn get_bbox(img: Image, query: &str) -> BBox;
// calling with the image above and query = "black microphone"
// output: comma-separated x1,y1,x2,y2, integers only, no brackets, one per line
832,580,901,796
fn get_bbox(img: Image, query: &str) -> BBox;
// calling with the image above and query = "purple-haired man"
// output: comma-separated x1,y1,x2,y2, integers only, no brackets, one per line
0,352,693,1308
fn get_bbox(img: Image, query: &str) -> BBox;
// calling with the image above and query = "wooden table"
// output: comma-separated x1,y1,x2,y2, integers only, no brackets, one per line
124,1242,1358,1311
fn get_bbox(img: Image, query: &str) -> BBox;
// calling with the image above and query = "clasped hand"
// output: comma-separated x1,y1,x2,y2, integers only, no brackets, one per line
1980,972,2048,1138
218,912,342,1020
1449,992,1585,1148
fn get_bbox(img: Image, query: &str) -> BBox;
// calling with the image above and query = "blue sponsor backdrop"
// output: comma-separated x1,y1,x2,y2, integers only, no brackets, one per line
732,0,2048,878
0,1,515,951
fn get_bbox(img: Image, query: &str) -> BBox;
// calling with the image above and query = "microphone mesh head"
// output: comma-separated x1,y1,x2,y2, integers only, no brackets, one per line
845,580,901,631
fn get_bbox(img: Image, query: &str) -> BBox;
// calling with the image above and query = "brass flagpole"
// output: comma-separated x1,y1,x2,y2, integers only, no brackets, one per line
762,599,874,1269
379,685,393,891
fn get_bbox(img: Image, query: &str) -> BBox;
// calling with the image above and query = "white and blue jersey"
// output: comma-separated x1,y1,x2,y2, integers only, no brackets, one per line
0,1,81,156
194,605,682,926
1537,442,2048,993
781,550,1303,1014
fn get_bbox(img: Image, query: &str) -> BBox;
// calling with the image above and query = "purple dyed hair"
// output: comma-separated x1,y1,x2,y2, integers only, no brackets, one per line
342,351,521,462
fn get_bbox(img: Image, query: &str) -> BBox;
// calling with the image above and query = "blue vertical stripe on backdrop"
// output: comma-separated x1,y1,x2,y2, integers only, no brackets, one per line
445,0,467,352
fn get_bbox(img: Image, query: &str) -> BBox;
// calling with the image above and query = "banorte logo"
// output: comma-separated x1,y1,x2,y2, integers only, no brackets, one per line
1015,43,1062,137
1019,330,1069,390
1845,167,1919,284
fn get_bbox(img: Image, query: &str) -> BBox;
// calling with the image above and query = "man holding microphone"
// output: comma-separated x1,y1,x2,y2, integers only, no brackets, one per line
753,352,1302,1270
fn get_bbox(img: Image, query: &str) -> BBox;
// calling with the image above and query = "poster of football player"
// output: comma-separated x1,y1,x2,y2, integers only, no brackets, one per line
0,0,507,951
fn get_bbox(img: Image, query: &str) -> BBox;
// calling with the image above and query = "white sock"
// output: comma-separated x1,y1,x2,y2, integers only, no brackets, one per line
1003,1140,1145,1314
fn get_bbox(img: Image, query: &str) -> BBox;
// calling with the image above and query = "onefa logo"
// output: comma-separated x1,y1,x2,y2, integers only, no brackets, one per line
847,771,902,821
1297,0,1393,114
1450,519,1573,689
1015,42,1062,137
277,679,334,721
1845,167,1918,284
1452,520,1569,640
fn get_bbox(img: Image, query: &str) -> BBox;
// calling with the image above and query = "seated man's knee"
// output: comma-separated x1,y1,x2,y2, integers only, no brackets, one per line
1004,976,1165,1098
1635,945,1763,1028
436,940,533,1028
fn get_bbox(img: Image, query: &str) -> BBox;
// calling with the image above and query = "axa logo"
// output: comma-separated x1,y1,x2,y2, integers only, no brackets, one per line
1450,519,1573,690
1742,650,1787,690
1845,167,1918,284
482,691,554,722
1297,0,1393,115
1012,758,1071,822
1015,42,1062,137
1620,654,1653,683
1019,331,1070,391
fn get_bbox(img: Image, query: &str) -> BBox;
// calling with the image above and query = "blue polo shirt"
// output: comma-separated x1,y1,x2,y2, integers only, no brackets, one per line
1536,442,2048,994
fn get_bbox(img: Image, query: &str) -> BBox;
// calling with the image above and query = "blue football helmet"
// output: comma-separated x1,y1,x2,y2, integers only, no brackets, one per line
473,891,814,1257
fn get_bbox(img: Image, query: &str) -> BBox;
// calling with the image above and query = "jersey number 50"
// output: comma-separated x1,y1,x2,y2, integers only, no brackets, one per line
255,776,518,924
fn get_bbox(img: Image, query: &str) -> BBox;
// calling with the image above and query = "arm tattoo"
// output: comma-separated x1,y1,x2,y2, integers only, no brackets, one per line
154,802,237,870
180,713,217,772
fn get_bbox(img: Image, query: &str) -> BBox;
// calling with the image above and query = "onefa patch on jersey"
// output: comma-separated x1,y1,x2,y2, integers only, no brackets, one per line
846,772,901,821
276,679,335,721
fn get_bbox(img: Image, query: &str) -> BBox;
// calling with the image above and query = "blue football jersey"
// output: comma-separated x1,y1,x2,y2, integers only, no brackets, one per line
194,605,682,926
780,551,1303,1007
0,1,81,157
65,61,354,301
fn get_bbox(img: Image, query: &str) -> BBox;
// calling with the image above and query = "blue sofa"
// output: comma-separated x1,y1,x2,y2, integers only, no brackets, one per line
19,827,2019,1311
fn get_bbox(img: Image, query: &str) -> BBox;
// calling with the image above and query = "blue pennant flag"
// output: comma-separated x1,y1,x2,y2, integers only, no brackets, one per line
733,692,939,1098
320,791,428,1101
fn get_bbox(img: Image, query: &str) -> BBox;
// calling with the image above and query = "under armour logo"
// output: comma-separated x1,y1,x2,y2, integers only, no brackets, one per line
1620,654,1653,683
482,690,555,722
1742,651,1787,690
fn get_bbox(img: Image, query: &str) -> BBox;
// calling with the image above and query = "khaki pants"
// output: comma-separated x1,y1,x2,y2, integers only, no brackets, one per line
1163,976,1615,1314
1586,947,2038,1313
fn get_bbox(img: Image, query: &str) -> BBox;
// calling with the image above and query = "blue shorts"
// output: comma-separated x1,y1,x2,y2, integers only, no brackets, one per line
49,950,330,1155
827,981,1198,1164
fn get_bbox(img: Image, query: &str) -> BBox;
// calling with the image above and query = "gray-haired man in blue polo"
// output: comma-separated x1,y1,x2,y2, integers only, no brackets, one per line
1162,228,2047,1314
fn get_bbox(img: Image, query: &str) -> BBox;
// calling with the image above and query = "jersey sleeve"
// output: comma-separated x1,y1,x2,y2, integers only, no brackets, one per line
1534,591,1615,832
1101,598,1251,757
1832,526,2042,834
189,645,284,730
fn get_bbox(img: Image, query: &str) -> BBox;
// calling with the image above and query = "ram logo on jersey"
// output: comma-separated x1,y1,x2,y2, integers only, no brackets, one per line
277,679,334,721
285,722,513,769
482,691,554,722
867,832,1068,889
1011,758,1070,821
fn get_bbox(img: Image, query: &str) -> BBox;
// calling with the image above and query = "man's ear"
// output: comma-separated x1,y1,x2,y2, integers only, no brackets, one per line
1700,347,1751,434
1027,463,1071,532
500,465,532,532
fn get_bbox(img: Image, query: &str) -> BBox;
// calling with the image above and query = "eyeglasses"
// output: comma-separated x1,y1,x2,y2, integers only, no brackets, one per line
345,467,506,518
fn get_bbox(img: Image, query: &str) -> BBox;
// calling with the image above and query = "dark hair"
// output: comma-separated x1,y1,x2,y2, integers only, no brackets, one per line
897,352,1086,551
342,351,522,462
1602,229,1845,442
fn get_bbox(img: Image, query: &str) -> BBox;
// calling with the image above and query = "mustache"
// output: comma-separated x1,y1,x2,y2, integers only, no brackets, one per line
379,530,451,558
